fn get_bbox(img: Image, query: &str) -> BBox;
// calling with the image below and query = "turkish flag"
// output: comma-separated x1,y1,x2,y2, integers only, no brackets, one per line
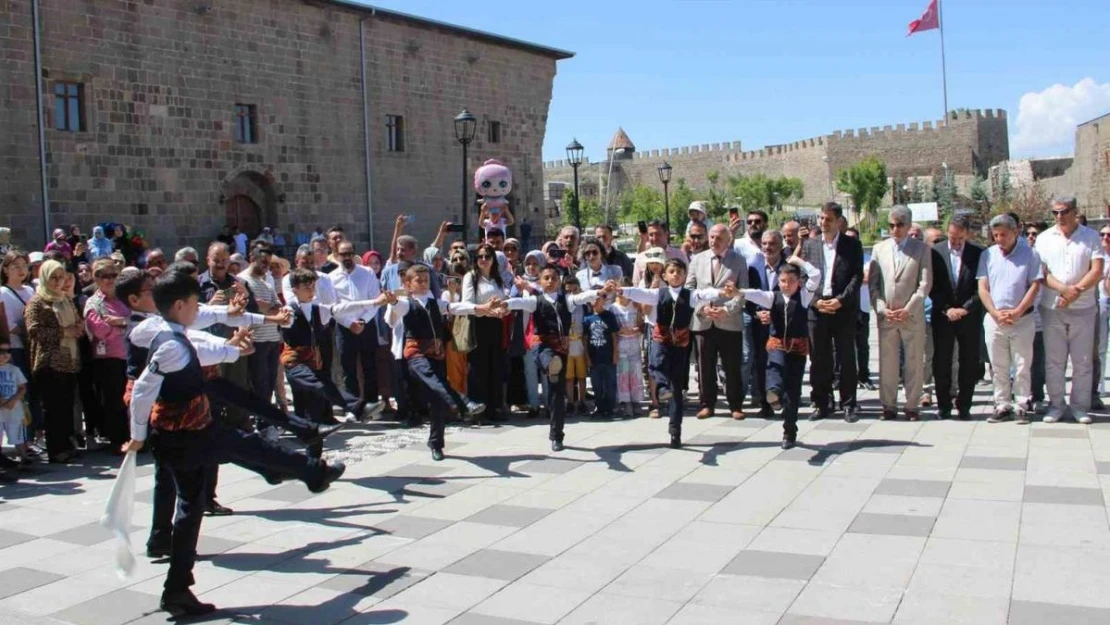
907,0,940,36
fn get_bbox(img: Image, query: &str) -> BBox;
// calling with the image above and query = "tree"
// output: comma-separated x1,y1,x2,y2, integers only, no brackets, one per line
910,178,926,203
561,187,606,230
835,156,888,229
617,184,664,224
727,173,805,213
702,170,731,218
996,166,1014,204
933,173,957,220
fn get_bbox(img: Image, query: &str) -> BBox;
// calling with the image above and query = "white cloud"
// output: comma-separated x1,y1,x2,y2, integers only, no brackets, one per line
1012,77,1110,155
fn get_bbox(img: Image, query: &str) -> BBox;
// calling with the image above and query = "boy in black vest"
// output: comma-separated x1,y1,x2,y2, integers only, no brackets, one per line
386,264,489,460
734,255,821,449
620,259,722,448
505,267,610,451
122,270,345,617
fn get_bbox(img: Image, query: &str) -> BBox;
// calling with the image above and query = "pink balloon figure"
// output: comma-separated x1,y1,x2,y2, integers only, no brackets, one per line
474,159,515,234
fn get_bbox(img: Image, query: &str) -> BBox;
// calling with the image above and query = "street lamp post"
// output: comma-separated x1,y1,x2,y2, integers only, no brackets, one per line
453,108,477,244
657,161,673,234
566,138,584,232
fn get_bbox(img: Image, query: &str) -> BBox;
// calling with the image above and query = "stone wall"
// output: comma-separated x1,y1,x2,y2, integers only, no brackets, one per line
1073,113,1110,216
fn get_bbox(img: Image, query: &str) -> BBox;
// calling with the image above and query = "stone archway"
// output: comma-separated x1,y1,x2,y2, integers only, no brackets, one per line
220,169,278,238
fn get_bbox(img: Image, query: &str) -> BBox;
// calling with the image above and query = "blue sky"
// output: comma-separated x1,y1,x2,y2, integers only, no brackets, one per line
358,0,1110,161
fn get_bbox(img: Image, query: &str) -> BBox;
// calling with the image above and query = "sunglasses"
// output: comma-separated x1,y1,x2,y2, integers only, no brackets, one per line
1101,233,1110,238
337,252,354,257
476,254,494,260
97,273,119,280
688,235,705,240
1051,208,1073,216
0,348,10,355
1026,231,1038,237
583,250,599,257
746,219,764,225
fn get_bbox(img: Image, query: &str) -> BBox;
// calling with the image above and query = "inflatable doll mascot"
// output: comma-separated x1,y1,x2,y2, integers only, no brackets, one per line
474,159,515,237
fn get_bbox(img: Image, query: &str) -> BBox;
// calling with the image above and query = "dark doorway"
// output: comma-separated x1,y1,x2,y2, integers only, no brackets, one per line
225,195,261,238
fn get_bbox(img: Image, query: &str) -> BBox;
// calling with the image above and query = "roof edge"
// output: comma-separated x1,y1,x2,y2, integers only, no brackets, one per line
315,0,575,60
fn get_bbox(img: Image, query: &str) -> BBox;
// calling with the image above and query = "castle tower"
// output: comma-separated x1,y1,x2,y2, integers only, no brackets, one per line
607,127,636,161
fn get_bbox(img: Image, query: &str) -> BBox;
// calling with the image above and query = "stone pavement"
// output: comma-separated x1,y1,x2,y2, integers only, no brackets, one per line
3,350,1110,623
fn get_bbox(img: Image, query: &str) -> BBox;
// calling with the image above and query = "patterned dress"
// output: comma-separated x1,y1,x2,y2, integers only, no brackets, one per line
611,301,644,403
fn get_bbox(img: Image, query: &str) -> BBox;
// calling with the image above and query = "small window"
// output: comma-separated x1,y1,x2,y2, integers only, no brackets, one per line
488,120,502,144
234,104,258,144
386,114,404,152
53,82,85,132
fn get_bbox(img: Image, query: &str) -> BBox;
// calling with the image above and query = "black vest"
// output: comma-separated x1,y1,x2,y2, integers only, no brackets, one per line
533,292,572,337
125,313,152,380
769,291,809,341
282,304,326,349
656,287,694,330
148,329,205,405
402,297,445,340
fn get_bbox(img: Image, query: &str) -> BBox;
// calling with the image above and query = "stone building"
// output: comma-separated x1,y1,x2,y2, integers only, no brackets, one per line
0,0,572,251
544,109,1010,216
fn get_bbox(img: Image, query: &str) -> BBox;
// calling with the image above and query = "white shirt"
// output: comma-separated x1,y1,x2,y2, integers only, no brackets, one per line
282,271,337,308
504,289,601,340
948,245,963,284
1,284,34,349
620,286,724,326
1034,224,1103,310
462,272,507,305
329,264,383,325
740,261,822,310
384,292,479,359
733,235,763,270
281,298,384,330
821,234,839,297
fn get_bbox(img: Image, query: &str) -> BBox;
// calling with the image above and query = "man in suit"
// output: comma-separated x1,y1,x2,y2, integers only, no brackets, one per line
748,229,790,418
687,223,749,419
870,205,933,421
802,202,864,422
930,214,984,420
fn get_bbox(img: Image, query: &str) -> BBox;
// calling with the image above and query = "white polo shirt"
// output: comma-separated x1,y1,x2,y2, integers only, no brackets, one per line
1034,224,1103,311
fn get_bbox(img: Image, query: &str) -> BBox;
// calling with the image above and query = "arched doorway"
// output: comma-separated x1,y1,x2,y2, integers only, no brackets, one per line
225,195,261,238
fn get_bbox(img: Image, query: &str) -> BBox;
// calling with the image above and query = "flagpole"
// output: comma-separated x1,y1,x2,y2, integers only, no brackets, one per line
938,0,949,125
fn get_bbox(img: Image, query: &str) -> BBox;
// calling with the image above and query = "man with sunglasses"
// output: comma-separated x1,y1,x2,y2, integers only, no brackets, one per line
731,210,769,408
329,240,384,418
682,221,709,257
870,205,933,421
1034,197,1103,424
595,224,633,282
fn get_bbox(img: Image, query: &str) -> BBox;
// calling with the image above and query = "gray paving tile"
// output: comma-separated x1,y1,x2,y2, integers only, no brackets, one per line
1009,599,1110,625
374,515,454,539
874,479,951,498
685,433,743,446
960,456,1027,471
778,615,889,625
1031,428,1088,439
1023,485,1105,506
515,458,583,474
716,417,766,428
815,421,872,432
653,482,734,502
197,535,245,555
47,522,136,546
387,463,454,479
403,480,472,499
465,505,553,528
719,550,825,580
442,549,550,581
0,528,37,550
317,561,431,598
449,614,544,625
0,567,64,600
254,482,317,503
776,446,829,462
51,589,160,625
1097,461,1110,475
847,513,935,537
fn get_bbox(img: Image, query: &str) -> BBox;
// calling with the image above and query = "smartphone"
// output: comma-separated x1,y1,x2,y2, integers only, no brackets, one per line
405,214,416,225
392,288,409,298
80,234,88,242
637,221,648,234
728,207,739,220
445,223,466,233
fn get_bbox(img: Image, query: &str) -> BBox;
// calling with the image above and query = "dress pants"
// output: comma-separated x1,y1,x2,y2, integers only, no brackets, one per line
205,377,321,446
694,326,743,412
469,318,506,419
537,346,568,442
33,369,76,457
649,340,691,436
856,312,872,383
1041,306,1096,413
285,362,363,423
878,319,926,411
766,349,806,438
213,358,251,430
1031,330,1045,403
337,325,378,404
809,309,858,412
933,316,981,414
984,313,1034,410
247,341,281,406
93,358,128,446
406,355,467,450
1093,304,1108,397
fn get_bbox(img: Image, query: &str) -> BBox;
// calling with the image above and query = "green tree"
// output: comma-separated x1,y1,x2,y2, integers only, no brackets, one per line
617,184,664,224
726,174,804,213
933,173,957,219
970,175,990,205
996,167,1014,204
669,178,696,234
702,170,731,218
910,178,926,203
561,187,606,229
835,156,888,230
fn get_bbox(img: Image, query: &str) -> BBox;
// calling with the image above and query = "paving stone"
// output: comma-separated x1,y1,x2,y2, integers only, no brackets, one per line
197,535,245,556
374,515,454,539
47,522,133,547
1023,485,1105,506
387,463,455,478
776,446,829,462
449,614,544,625
0,529,37,550
1009,599,1110,625
254,483,318,503
720,550,825,580
848,513,935,537
779,615,890,625
50,589,161,625
1031,428,1089,439
1096,461,1110,475
0,568,64,601
874,478,951,498
960,456,1027,471
652,482,733,502
443,549,550,581
685,433,743,446
465,505,553,528
513,458,582,475
316,562,430,598
815,421,873,432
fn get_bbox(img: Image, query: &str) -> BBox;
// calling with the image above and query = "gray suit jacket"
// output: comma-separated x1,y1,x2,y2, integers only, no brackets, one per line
685,247,748,332
869,236,933,328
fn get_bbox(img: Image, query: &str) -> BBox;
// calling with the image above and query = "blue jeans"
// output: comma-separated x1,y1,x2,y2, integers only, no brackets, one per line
741,312,753,403
523,344,542,408
589,362,616,415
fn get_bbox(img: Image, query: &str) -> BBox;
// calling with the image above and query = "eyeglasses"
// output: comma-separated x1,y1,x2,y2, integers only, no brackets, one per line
888,222,907,228
476,254,493,260
0,348,10,354
1025,231,1038,237
1101,233,1110,239
583,250,599,257
688,235,705,240
746,219,764,225
337,251,354,258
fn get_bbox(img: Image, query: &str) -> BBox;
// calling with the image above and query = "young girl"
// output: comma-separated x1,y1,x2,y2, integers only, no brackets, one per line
611,290,644,418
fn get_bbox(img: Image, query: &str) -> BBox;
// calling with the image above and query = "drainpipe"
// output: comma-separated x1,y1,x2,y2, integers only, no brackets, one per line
32,0,50,242
359,16,375,250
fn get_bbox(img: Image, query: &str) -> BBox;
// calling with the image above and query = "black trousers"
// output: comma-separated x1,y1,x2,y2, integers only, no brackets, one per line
205,377,320,446
694,327,743,412
151,423,325,593
469,318,506,419
809,310,857,412
649,340,691,436
932,316,981,413
247,341,281,406
856,312,872,382
406,355,467,450
33,369,76,457
1032,330,1045,403
536,346,568,441
285,362,363,423
76,361,102,438
766,349,806,438
94,358,129,446
337,324,378,404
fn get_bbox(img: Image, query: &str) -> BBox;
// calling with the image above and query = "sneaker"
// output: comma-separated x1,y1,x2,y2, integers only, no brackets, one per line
766,389,782,412
658,388,673,403
464,401,487,418
987,406,1012,424
1043,406,1066,423
1015,409,1031,425
1075,411,1093,425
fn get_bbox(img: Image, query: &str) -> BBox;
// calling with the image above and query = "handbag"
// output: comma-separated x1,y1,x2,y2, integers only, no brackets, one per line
451,282,477,354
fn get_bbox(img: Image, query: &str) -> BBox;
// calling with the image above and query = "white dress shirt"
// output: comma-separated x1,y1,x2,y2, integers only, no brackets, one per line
282,271,337,308
821,234,839,297
620,286,725,325
948,245,963,284
384,292,480,359
329,264,383,325
740,262,822,309
462,272,507,305
733,235,763,270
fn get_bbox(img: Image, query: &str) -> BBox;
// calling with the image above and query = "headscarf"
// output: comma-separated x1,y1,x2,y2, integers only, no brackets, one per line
362,250,383,275
35,260,80,361
88,226,113,259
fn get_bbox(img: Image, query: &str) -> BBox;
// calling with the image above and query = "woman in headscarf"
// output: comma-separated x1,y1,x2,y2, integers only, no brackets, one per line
44,229,72,260
362,250,383,277
23,259,82,463
87,226,114,260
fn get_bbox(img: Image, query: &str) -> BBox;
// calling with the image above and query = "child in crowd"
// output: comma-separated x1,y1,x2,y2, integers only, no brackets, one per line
611,290,644,418
0,341,29,468
583,297,620,419
733,255,820,449
563,276,589,414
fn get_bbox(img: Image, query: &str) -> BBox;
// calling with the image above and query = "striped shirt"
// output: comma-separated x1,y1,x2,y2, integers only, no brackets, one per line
237,269,282,343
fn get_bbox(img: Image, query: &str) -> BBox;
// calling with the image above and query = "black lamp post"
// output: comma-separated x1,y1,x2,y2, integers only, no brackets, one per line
453,108,477,244
566,138,584,232
657,161,673,234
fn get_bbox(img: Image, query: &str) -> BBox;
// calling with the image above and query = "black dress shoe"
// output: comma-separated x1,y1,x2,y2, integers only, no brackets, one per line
843,406,859,423
807,408,828,421
958,411,972,421
308,461,346,493
160,589,216,617
303,421,347,446
938,408,952,420
551,440,564,452
262,471,286,486
669,434,682,449
781,437,797,450
146,543,171,558
431,448,445,462
205,501,234,516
